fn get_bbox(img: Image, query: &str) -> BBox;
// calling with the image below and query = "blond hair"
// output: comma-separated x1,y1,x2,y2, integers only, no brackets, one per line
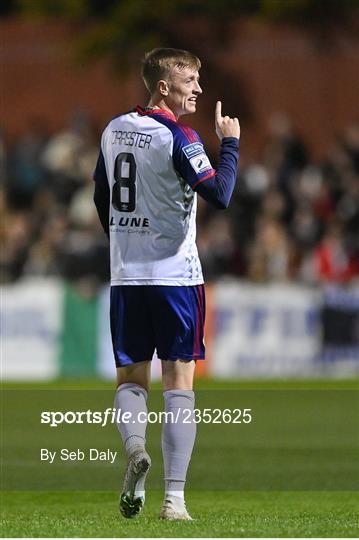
141,48,201,95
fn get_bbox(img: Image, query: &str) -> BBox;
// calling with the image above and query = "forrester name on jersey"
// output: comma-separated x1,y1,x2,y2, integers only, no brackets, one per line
111,130,152,149
110,215,151,234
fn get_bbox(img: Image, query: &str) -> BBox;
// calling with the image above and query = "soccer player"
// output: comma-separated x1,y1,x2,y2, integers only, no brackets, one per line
93,48,240,520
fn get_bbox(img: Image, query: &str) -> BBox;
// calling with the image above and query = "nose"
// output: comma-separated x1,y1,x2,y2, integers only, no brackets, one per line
194,81,202,94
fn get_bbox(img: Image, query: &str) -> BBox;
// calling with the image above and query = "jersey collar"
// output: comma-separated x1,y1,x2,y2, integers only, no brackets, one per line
135,105,177,123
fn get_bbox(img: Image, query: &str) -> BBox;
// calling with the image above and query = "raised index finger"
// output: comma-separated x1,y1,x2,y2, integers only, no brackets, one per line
215,100,222,123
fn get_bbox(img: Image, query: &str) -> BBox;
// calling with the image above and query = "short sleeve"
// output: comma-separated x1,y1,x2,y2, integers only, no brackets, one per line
93,149,108,186
172,126,216,190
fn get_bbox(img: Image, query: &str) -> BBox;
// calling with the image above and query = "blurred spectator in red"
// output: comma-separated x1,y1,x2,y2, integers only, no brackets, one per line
312,220,359,284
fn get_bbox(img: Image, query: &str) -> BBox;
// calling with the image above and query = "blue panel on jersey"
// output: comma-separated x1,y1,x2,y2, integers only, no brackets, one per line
128,106,239,209
142,110,216,190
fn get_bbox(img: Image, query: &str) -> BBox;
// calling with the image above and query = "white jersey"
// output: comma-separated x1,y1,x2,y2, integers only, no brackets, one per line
94,106,216,286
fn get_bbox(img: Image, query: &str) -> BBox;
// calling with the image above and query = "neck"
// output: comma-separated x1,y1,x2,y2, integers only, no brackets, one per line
147,97,178,119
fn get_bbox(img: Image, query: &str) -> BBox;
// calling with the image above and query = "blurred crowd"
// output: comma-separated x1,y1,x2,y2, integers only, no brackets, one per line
1,111,358,289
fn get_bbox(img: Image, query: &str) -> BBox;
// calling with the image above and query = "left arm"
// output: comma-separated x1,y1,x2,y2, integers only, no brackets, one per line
93,149,110,238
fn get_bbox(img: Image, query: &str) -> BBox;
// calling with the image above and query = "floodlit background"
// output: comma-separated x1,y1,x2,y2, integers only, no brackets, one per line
1,0,359,381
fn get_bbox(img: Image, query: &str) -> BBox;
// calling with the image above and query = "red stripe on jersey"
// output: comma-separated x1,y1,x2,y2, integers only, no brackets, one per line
135,105,200,145
135,105,177,122
193,285,204,358
192,170,216,189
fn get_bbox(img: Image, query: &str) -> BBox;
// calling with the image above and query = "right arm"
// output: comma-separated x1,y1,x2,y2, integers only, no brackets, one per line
195,136,239,210
174,101,240,209
195,101,240,209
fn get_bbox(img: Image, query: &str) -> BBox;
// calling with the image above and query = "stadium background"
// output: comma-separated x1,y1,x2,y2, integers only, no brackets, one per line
1,2,359,537
2,1,358,381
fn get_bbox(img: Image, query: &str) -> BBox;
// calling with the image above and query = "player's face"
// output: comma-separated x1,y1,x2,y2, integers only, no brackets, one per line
166,66,202,117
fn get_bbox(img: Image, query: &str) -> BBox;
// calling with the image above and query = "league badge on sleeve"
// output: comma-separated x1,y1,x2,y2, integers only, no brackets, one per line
189,154,212,174
183,143,213,174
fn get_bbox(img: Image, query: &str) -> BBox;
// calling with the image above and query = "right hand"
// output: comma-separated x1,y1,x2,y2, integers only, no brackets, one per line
215,101,240,141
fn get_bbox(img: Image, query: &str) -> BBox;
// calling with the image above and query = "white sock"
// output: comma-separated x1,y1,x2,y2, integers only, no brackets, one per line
114,382,148,455
115,383,149,495
166,490,184,500
162,389,196,495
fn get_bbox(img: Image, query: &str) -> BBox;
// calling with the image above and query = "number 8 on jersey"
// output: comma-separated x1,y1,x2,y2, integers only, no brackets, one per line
112,152,137,213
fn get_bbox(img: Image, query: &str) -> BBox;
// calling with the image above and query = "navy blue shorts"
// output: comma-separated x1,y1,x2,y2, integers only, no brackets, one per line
110,285,205,367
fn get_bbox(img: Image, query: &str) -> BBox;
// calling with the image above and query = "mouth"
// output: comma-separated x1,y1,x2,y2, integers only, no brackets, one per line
188,98,197,104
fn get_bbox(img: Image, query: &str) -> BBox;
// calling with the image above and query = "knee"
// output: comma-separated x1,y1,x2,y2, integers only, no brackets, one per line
116,373,150,392
116,361,151,391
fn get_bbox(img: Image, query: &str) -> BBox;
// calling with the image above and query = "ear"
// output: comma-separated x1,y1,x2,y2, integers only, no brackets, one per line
158,80,169,97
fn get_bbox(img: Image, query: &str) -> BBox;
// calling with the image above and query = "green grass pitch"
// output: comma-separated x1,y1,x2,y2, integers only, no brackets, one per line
2,490,358,537
1,379,358,537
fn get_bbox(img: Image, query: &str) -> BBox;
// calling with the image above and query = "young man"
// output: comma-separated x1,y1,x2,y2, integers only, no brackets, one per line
93,48,240,520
